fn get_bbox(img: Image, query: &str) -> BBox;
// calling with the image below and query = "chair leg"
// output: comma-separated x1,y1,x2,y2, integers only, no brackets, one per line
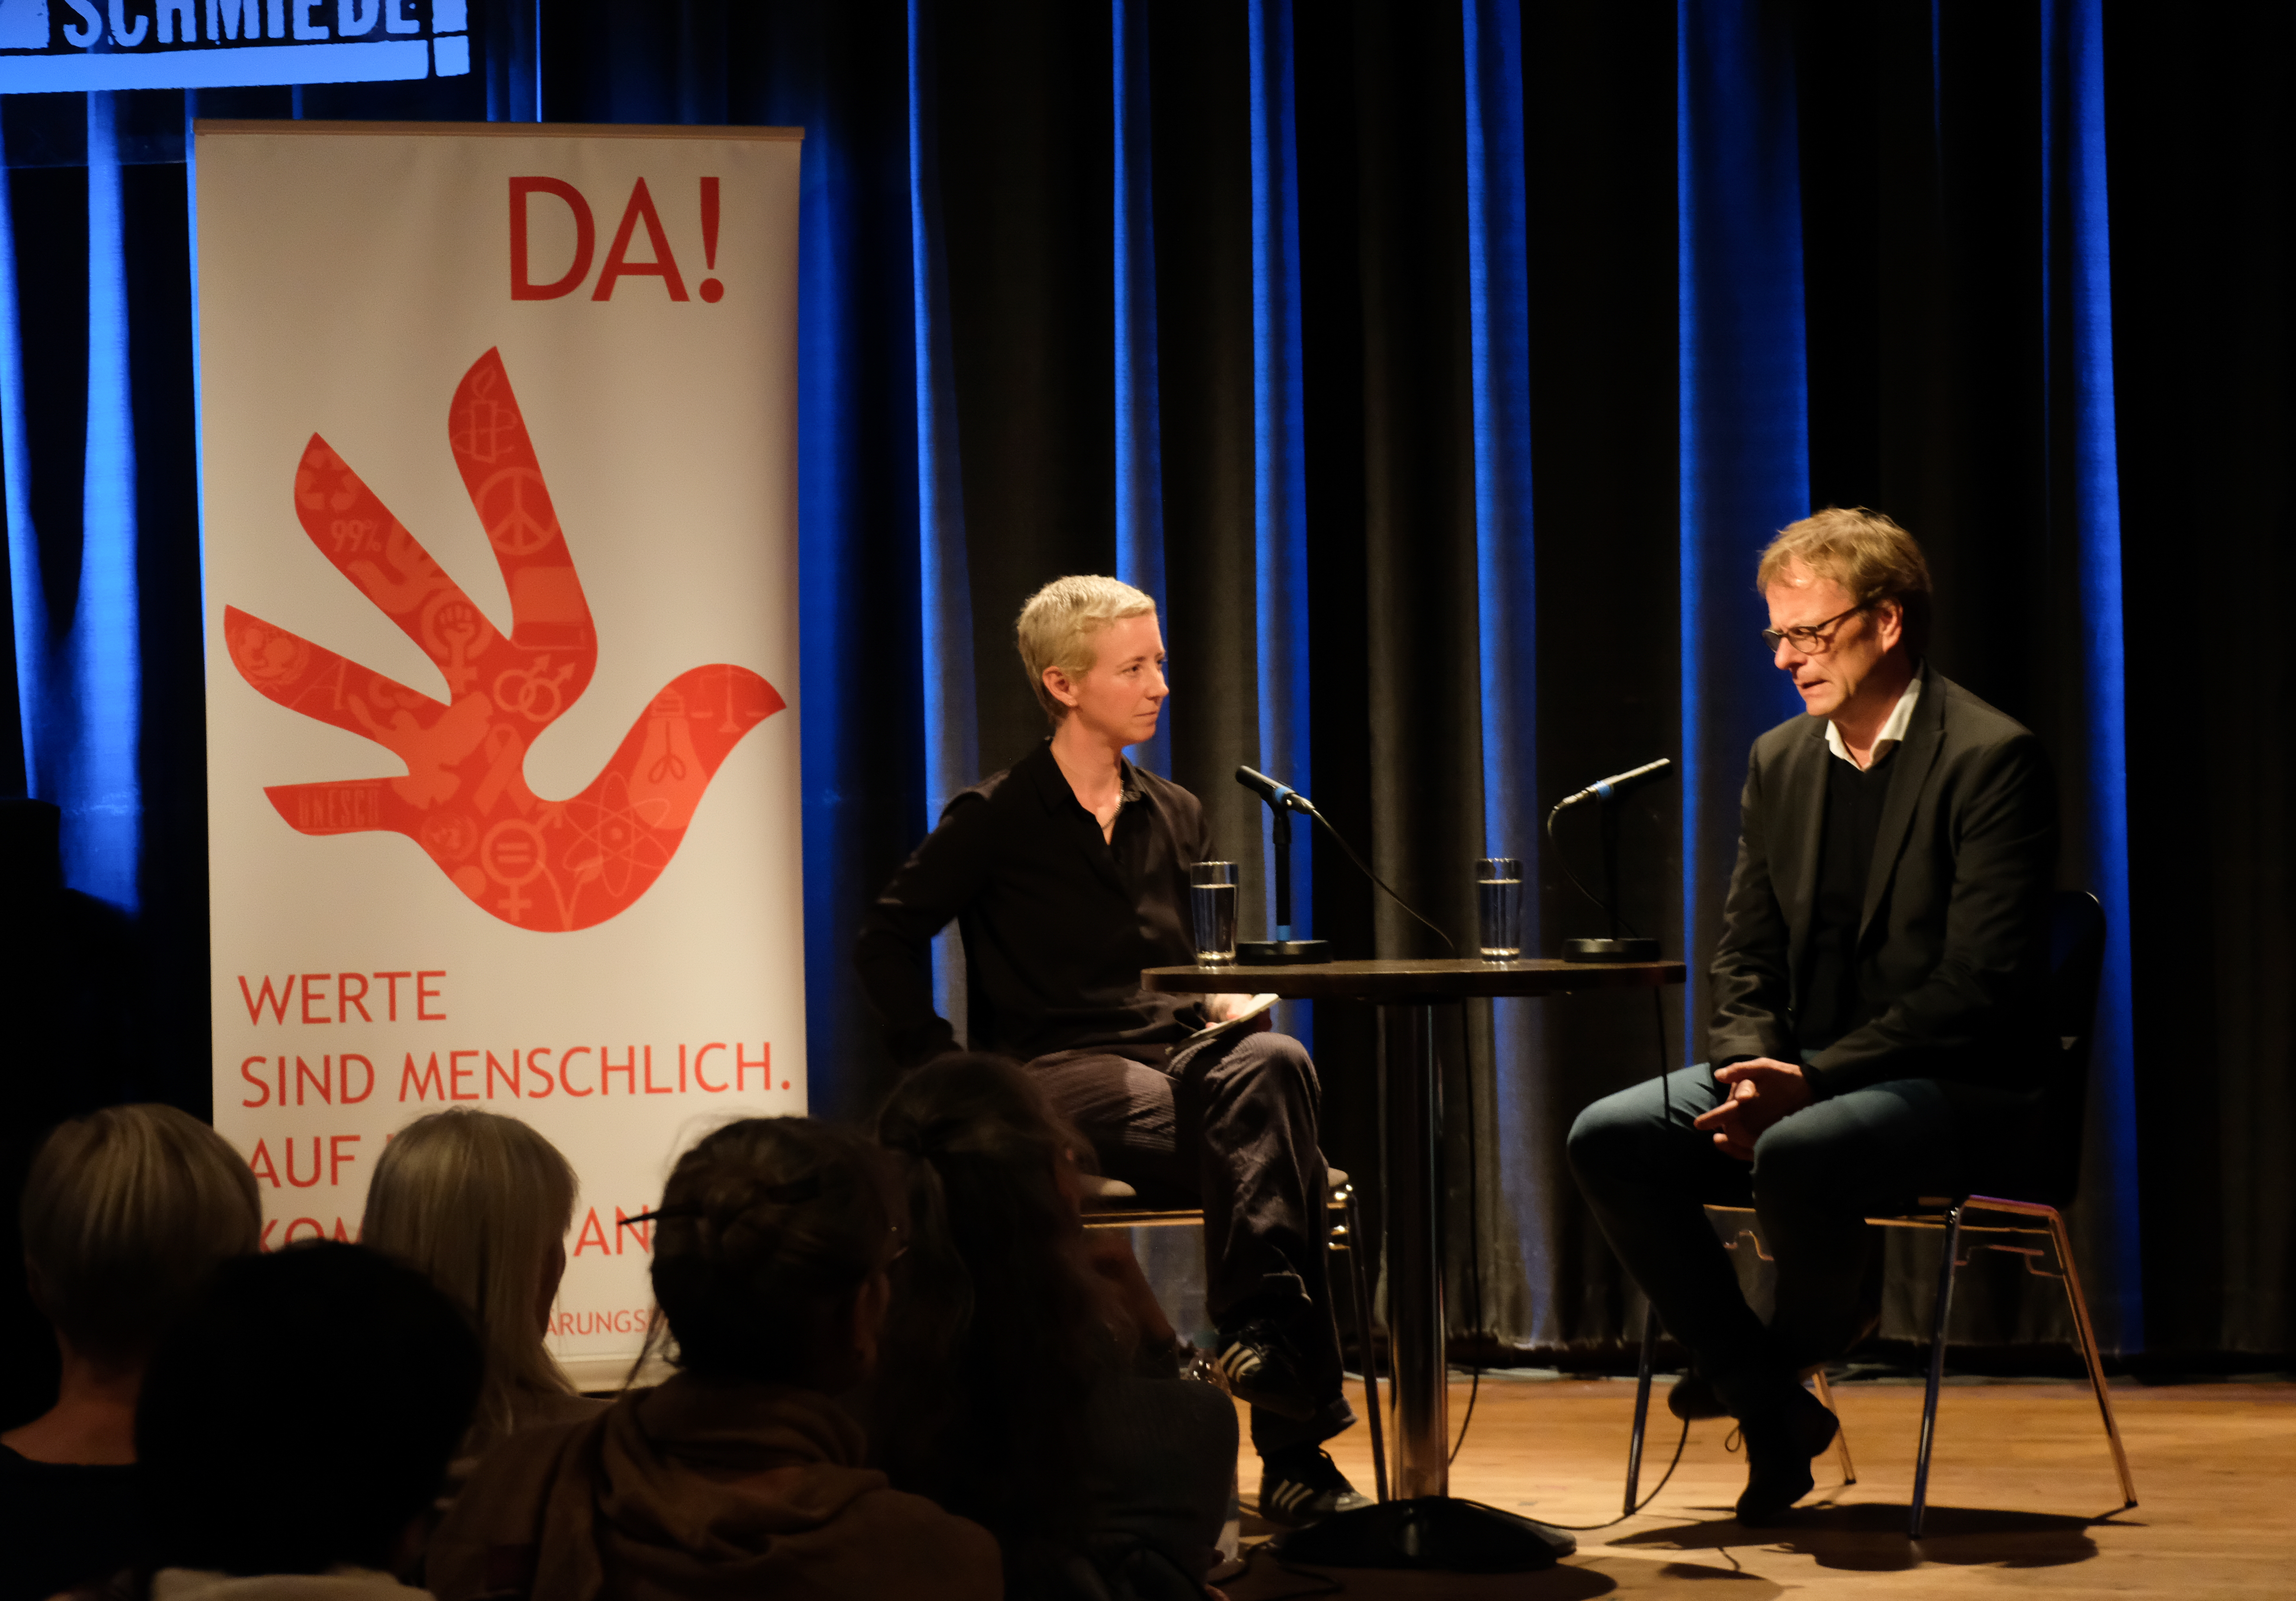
1809,1367,1856,1485
1910,1204,1963,1539
1625,1304,1658,1516
2045,1207,2138,1509
1338,1186,1389,1504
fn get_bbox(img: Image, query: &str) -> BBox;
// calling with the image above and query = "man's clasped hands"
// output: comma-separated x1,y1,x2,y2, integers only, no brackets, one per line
1693,1058,1817,1160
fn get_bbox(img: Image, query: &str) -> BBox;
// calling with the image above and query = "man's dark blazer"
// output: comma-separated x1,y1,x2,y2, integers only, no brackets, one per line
1707,668,2059,1098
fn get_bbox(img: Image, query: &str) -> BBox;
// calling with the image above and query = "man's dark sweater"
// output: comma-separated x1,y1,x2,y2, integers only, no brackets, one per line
1799,751,1898,1051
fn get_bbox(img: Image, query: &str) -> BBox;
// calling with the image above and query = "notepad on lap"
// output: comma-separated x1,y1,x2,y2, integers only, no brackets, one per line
1187,993,1280,1042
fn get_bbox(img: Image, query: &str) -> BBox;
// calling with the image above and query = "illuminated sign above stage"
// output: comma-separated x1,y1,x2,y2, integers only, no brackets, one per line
0,0,470,92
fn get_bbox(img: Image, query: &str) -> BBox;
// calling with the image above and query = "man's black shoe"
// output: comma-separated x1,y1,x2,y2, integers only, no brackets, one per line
1733,1385,1839,1526
1257,1447,1372,1530
1214,1318,1317,1421
1668,1372,1728,1421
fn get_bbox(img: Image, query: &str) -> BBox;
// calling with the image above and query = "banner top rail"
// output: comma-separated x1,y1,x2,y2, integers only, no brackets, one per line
192,120,806,142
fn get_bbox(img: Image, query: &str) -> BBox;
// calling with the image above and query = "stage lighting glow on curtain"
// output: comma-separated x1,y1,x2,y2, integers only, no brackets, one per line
0,0,472,91
1463,0,1550,1337
0,126,42,798
1248,0,1311,968
2045,0,2143,1346
1676,0,1809,1050
909,0,977,1026
0,93,142,909
1113,0,1168,776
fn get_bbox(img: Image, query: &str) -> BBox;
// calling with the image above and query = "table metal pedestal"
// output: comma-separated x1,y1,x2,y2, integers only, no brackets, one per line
1145,957,1686,1571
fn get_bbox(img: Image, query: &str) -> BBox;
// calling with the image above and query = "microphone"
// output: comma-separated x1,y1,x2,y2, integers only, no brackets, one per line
1549,757,1673,815
1235,764,1315,813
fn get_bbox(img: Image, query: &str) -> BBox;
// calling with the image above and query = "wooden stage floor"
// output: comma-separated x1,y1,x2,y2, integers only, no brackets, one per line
1222,1374,2296,1599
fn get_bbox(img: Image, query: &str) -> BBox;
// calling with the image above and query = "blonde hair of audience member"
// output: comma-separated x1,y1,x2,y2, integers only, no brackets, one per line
360,1108,582,1451
5,1104,261,1466
1756,505,1935,654
1014,574,1157,725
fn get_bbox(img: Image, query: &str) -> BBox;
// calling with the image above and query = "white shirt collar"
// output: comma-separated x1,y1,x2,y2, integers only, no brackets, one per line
1824,665,1923,770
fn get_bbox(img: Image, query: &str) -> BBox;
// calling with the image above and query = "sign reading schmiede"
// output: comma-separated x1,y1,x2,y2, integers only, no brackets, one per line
0,0,470,91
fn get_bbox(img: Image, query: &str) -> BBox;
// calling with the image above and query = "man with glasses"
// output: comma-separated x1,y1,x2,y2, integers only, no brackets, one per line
1567,508,2058,1523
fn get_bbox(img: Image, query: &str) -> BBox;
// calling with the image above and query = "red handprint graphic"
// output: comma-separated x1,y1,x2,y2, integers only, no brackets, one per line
225,349,784,932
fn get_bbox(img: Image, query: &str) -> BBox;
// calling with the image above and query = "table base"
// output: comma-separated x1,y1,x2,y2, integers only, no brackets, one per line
1137,958,1685,1574
1346,1003,1575,1571
1270,1496,1577,1571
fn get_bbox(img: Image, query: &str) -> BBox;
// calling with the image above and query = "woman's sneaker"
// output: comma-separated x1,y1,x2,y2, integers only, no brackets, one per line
1257,1447,1372,1529
1212,1318,1318,1420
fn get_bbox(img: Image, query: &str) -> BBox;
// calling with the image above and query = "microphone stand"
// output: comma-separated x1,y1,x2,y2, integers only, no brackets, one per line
1237,800,1331,964
1560,794,1659,962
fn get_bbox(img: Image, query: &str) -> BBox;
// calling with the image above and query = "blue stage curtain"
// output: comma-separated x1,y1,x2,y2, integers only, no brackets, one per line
1676,0,1810,1050
2,94,142,911
67,93,140,913
0,117,40,806
1247,0,1313,1001
908,0,980,1033
1112,0,1169,780
1461,0,1553,1341
2045,0,2142,1346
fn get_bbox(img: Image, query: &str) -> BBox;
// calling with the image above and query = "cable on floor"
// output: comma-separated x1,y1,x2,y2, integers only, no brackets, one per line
1538,1411,1694,1529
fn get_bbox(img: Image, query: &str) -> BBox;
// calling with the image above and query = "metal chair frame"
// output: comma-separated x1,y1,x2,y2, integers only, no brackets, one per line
1622,891,2137,1537
1083,1178,1391,1505
1626,1196,2139,1536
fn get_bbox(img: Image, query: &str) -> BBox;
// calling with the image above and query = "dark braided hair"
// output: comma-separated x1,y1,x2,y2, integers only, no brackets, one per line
873,1056,1116,1579
643,1117,903,1388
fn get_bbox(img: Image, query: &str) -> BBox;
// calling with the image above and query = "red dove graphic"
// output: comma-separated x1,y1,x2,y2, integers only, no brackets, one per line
224,349,784,932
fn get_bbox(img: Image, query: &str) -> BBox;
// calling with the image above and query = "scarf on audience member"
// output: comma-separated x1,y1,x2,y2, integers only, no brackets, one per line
426,1375,998,1601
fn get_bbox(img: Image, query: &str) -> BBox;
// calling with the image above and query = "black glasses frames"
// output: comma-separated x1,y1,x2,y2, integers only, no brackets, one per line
1761,602,1868,655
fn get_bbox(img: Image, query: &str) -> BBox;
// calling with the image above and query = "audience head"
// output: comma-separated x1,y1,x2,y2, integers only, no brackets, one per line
20,1103,261,1371
646,1116,904,1392
875,1054,1096,1324
138,1241,482,1576
872,1055,1108,1544
360,1107,578,1445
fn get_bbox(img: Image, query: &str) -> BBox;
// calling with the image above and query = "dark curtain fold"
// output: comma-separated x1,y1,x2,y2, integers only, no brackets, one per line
1517,0,1683,1350
2105,0,2296,1355
3,0,2290,1363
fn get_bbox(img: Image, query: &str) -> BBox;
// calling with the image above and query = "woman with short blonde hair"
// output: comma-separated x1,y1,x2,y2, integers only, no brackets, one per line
1014,574,1157,724
360,1108,591,1454
5,1103,262,1600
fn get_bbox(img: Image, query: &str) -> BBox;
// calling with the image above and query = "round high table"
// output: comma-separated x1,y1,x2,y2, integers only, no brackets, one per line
1144,957,1685,1570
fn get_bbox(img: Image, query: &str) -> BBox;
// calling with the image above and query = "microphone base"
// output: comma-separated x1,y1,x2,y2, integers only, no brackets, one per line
1234,939,1332,965
1563,937,1660,963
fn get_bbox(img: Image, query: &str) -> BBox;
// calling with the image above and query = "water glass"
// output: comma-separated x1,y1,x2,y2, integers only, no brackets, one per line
1476,857,1522,961
1189,861,1239,965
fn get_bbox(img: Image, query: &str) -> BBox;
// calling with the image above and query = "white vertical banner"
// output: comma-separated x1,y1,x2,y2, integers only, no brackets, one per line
197,122,804,1383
